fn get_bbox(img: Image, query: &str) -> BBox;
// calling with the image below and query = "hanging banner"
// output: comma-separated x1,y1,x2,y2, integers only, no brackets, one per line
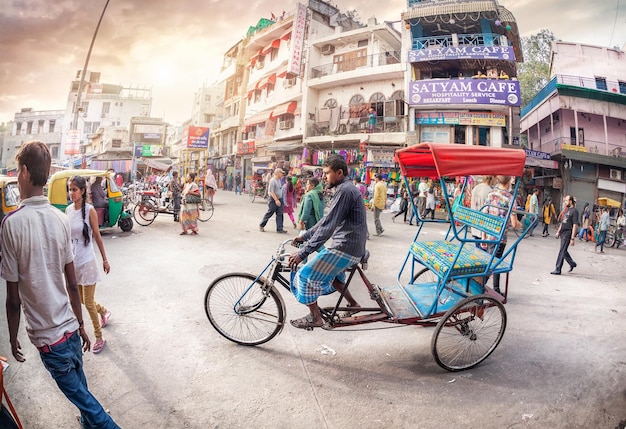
409,79,521,106
287,3,306,75
65,129,80,155
415,111,506,126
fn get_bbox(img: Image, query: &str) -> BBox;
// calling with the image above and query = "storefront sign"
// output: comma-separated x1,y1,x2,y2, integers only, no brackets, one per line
408,46,515,62
287,3,306,75
141,145,163,157
409,79,521,106
560,143,587,152
552,177,563,189
184,126,210,149
415,111,506,126
365,148,396,167
525,149,551,160
525,157,559,169
237,140,256,155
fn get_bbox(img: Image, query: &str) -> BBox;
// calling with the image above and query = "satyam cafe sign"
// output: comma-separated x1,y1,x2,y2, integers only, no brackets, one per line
408,46,516,62
409,79,521,106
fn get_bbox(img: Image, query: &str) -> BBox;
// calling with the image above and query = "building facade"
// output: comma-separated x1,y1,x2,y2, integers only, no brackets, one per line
521,41,626,208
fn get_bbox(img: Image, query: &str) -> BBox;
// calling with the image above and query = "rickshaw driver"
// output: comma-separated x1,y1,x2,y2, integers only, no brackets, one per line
288,154,368,329
90,176,108,223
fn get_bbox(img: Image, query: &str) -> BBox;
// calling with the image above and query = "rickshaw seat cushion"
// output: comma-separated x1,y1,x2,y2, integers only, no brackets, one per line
454,205,505,238
410,240,513,277
95,208,105,226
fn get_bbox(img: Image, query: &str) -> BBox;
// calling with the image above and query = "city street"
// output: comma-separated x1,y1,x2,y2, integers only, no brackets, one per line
1,190,625,429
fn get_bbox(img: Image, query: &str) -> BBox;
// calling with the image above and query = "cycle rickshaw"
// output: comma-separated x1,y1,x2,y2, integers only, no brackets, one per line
204,143,534,371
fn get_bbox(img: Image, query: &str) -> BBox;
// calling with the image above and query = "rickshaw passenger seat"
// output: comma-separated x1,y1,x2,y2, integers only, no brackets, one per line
95,208,105,226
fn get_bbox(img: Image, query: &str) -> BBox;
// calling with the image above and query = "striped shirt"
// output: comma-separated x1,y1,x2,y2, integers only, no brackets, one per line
299,177,368,259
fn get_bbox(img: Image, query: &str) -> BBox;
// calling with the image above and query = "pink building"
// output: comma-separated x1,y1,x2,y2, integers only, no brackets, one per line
521,41,626,209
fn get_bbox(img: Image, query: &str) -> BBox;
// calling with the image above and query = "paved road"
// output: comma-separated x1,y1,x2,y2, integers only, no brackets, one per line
1,191,625,428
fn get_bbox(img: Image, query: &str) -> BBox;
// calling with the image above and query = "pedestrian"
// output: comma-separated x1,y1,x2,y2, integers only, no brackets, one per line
408,179,420,226
259,168,288,233
595,206,611,253
288,154,368,329
115,173,123,188
180,172,201,235
297,177,324,231
616,209,625,246
423,184,436,220
169,170,182,222
392,183,409,223
2,141,120,428
372,173,386,236
541,197,556,237
66,176,112,355
471,175,495,245
282,176,297,228
368,108,376,133
353,176,366,199
205,168,217,204
480,175,520,294
228,174,234,192
551,195,579,275
528,188,540,236
235,171,242,195
418,177,429,217
578,203,591,241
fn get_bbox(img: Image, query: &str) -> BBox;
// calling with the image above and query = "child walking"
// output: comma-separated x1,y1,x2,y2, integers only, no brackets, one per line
66,176,112,354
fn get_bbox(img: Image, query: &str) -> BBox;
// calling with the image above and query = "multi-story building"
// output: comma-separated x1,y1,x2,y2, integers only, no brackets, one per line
402,0,523,148
63,70,152,159
191,84,224,128
521,41,626,207
2,108,65,170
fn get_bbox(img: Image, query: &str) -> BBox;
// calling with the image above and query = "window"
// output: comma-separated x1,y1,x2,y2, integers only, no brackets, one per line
50,146,59,159
270,48,278,62
570,127,585,146
595,77,607,91
369,92,386,117
111,139,122,148
205,94,211,102
48,119,56,133
619,81,626,94
334,48,367,72
324,98,337,108
267,83,275,96
38,120,45,134
101,102,110,116
357,39,368,47
26,121,33,134
15,122,21,135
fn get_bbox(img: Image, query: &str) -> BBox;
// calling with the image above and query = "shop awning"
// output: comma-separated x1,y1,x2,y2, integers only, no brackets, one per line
244,111,272,126
271,101,297,118
261,39,280,55
142,158,172,172
247,90,254,99
257,73,276,89
280,29,292,40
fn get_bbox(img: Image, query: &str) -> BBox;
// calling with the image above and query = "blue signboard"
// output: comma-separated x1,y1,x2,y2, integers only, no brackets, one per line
408,46,515,63
408,79,521,107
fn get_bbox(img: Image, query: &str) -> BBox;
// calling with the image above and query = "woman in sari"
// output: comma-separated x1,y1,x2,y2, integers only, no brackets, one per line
180,172,201,235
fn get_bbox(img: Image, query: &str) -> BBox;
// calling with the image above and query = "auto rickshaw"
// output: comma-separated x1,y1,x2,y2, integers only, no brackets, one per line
0,175,20,222
48,169,133,232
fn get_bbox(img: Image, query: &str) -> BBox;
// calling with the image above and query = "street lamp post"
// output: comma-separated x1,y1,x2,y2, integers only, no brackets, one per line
70,0,111,166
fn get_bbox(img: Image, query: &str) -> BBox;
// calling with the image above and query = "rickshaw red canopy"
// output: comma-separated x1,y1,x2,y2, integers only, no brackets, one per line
395,143,526,179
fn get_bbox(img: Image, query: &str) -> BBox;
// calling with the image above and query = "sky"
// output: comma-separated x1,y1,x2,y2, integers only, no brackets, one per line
0,0,625,125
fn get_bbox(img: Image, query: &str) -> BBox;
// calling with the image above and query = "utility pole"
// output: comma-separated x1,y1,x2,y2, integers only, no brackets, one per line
69,0,111,163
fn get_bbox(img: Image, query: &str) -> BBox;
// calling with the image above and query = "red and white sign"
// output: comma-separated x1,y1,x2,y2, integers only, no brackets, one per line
288,3,306,76
65,129,80,155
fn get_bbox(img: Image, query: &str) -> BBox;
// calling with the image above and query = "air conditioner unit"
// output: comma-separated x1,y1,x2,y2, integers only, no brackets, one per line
612,147,622,157
278,119,294,130
283,78,296,88
321,44,335,55
609,168,622,180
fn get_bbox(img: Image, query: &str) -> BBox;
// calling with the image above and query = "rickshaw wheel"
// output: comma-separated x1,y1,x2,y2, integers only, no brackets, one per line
133,201,158,226
205,273,285,346
431,294,506,372
249,188,256,202
119,217,133,232
198,198,214,222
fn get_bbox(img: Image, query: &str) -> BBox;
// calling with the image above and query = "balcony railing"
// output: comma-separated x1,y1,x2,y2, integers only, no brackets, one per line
412,33,506,50
308,115,407,137
533,137,626,157
310,51,401,79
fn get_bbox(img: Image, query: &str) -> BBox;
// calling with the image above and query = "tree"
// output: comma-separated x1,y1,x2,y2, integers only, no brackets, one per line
518,29,556,107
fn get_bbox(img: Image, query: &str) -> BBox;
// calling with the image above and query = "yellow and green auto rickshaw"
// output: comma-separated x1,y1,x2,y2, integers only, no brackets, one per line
47,169,133,232
0,175,20,222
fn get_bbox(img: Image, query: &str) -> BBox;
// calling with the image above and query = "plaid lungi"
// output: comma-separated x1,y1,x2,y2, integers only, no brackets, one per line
290,247,361,305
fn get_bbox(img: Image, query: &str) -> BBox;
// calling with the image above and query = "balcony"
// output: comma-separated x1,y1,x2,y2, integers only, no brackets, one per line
412,33,506,50
310,51,401,80
308,115,407,137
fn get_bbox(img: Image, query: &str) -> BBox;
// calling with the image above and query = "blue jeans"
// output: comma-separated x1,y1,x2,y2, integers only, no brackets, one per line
259,198,284,231
597,230,607,251
39,332,120,429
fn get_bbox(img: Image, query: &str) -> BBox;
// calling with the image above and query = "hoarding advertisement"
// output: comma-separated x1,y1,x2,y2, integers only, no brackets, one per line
237,140,255,155
408,46,515,62
186,126,210,149
409,79,521,106
65,129,80,155
288,3,306,75
141,145,163,157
